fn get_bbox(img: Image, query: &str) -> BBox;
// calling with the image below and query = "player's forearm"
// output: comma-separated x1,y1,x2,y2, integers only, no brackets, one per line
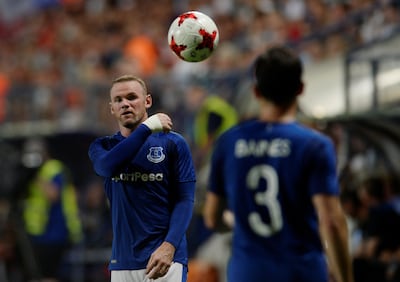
89,125,151,176
203,192,220,229
320,214,354,282
165,181,195,247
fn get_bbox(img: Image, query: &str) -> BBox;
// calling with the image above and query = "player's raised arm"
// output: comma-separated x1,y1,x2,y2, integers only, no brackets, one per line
89,113,172,177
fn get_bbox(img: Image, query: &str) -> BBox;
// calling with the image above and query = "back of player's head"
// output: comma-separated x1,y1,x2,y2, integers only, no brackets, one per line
254,45,303,107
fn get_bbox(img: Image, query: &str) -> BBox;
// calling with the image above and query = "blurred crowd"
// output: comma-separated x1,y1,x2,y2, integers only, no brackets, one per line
0,0,399,135
327,121,400,282
1,0,400,281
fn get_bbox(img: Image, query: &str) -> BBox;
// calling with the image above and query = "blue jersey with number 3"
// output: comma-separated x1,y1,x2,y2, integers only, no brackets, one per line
209,120,339,282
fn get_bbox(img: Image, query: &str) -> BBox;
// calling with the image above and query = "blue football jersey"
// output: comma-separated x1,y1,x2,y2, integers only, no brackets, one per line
209,120,338,282
89,128,196,270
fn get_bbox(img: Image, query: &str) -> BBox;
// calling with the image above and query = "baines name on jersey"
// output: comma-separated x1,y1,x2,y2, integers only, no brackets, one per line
235,138,291,158
112,172,164,182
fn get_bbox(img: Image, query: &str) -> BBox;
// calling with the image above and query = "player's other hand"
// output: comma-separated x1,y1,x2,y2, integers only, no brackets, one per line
143,113,173,133
146,241,175,279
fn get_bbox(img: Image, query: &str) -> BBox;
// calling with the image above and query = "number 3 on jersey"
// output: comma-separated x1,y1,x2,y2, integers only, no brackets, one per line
247,164,283,237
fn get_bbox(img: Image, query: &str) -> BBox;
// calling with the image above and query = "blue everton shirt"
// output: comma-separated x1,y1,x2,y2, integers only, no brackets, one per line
208,120,339,281
89,125,196,270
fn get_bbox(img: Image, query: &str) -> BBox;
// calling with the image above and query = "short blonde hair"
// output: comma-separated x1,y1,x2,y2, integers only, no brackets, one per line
112,74,148,94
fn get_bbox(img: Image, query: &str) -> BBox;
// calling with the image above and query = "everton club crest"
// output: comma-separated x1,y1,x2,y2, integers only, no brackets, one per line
147,147,165,163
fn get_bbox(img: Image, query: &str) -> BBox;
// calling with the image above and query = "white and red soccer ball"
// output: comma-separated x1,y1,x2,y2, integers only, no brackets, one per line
168,11,219,62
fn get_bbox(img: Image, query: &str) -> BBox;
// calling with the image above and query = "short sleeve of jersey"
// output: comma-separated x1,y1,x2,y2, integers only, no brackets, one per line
305,136,339,196
208,133,227,197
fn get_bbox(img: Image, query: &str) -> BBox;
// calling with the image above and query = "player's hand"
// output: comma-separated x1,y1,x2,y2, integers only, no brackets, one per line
156,113,173,132
146,241,175,279
142,113,173,133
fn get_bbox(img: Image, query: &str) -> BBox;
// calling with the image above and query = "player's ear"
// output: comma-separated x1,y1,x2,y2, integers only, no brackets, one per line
253,85,262,99
109,101,114,114
145,94,153,109
296,81,304,96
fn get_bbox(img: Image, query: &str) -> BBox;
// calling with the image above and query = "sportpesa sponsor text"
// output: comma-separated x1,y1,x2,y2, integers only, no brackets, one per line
112,172,164,182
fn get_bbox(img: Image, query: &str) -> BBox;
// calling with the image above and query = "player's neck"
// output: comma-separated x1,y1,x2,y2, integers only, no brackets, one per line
120,127,134,137
258,101,297,123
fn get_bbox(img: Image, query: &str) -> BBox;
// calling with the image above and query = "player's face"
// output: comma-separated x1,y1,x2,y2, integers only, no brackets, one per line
110,80,152,130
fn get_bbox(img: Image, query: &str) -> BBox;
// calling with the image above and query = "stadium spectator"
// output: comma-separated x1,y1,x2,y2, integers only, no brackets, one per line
21,137,82,281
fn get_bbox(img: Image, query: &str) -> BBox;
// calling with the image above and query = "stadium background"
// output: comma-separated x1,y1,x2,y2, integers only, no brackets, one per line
0,0,400,281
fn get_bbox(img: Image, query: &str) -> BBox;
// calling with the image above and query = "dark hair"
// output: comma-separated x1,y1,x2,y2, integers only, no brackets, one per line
254,46,303,107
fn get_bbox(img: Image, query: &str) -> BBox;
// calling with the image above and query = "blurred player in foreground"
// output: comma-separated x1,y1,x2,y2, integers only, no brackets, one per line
203,46,353,282
88,75,196,282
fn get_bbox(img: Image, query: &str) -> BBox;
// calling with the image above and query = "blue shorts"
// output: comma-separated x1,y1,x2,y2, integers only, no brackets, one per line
228,253,328,282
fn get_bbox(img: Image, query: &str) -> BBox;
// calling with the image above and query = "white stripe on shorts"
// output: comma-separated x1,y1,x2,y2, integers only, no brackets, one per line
111,262,183,282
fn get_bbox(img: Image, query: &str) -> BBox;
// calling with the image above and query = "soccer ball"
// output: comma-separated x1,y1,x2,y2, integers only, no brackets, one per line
168,11,219,62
